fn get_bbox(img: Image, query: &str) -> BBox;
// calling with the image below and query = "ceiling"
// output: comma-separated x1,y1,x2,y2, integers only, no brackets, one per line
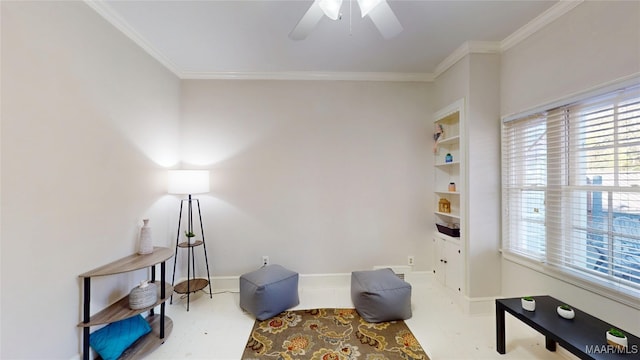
89,0,559,80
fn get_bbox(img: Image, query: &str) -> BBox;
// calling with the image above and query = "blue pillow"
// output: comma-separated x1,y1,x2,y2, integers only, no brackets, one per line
90,314,151,360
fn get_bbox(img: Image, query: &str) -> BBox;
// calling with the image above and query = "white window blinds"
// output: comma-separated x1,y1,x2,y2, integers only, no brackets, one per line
502,83,640,294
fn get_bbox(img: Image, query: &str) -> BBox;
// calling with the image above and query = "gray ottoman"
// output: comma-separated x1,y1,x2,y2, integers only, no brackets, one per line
351,268,412,323
239,264,299,320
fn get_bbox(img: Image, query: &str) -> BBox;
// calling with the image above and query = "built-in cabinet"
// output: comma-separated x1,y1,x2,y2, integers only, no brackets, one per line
432,235,463,293
432,99,466,296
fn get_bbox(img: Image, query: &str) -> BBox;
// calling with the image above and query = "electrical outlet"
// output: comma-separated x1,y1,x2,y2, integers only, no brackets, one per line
262,256,269,267
408,256,415,266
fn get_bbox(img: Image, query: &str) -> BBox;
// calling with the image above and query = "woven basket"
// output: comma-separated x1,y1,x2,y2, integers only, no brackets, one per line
129,281,158,310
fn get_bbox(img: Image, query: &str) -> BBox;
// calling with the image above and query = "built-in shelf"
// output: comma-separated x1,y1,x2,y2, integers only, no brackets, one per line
432,101,465,296
435,191,460,196
438,135,460,146
435,161,460,167
435,211,461,220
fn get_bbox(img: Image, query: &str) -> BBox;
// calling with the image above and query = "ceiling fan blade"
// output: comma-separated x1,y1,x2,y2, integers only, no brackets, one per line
289,0,325,40
366,1,403,39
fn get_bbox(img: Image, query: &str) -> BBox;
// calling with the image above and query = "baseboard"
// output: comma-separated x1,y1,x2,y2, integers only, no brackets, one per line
299,273,351,288
182,270,433,293
461,295,497,315
199,273,353,292
424,279,497,315
404,271,431,284
201,272,494,317
209,275,240,292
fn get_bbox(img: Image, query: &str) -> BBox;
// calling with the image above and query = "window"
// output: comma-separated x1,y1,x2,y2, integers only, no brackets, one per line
502,83,640,296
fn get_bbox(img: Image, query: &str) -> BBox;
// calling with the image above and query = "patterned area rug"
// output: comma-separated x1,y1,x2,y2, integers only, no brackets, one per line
241,308,430,360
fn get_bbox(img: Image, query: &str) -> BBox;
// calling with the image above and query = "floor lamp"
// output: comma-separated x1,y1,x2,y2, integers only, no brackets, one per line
168,170,212,311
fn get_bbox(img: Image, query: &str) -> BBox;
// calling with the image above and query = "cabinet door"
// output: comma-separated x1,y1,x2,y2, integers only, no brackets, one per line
432,238,445,284
444,241,463,293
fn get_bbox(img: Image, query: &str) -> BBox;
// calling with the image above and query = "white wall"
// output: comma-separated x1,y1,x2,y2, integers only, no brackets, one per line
180,80,433,276
467,53,501,298
501,0,640,117
1,1,180,359
433,53,502,301
500,0,640,334
434,57,469,111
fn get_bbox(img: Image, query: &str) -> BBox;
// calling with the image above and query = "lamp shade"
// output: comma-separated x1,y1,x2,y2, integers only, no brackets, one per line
167,170,210,195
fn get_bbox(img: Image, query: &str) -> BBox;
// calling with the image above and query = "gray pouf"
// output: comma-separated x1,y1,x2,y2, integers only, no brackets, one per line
351,268,412,323
239,264,299,321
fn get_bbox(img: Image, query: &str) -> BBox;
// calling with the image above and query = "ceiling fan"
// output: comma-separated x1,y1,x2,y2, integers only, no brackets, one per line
289,0,403,40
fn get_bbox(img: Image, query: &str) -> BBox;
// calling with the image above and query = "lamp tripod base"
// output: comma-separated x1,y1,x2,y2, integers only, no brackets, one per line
170,196,213,311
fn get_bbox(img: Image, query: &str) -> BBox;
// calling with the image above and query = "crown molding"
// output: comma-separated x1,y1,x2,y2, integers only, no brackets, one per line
86,0,583,83
501,0,584,51
180,71,435,82
432,1,583,79
85,1,431,82
84,0,182,76
433,41,501,78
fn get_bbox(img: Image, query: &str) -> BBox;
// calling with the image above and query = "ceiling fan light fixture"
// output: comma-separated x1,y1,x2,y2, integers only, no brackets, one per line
318,0,343,20
357,0,384,18
290,0,401,40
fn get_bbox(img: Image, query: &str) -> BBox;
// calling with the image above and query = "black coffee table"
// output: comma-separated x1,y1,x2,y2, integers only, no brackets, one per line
496,296,639,359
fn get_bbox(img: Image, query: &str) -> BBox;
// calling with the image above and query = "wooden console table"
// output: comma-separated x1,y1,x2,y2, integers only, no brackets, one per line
496,296,639,359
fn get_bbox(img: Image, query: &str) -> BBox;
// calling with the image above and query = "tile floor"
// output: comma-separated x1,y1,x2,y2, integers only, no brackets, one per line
151,275,570,359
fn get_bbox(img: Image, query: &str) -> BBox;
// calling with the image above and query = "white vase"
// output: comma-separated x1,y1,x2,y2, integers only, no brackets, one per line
138,219,153,255
557,306,575,319
521,298,536,311
606,331,628,350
